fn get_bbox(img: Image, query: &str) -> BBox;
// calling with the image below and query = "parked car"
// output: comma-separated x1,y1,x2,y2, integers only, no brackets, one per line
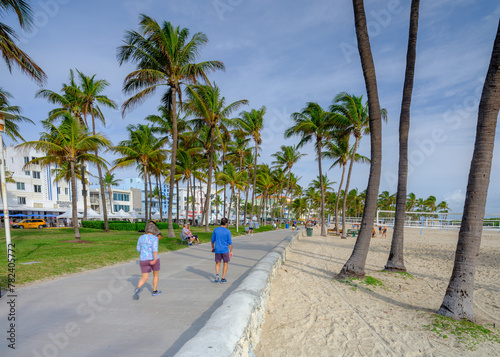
12,219,47,229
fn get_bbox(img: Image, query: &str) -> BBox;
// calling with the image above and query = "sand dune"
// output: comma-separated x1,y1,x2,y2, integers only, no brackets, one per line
255,228,500,356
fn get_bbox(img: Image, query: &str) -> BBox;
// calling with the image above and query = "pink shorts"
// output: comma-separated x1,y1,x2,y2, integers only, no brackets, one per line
140,259,160,273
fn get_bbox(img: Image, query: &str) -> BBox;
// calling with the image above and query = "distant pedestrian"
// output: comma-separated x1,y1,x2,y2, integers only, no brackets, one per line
372,226,377,238
133,222,162,300
212,217,233,283
248,220,254,236
382,225,387,239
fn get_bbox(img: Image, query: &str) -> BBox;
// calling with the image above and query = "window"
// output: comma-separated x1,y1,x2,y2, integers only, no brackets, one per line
65,188,69,195
24,156,29,164
32,156,36,161
57,187,61,194
113,193,130,201
34,185,42,193
25,171,30,176
33,171,41,179
113,205,130,212
16,182,25,190
18,197,26,205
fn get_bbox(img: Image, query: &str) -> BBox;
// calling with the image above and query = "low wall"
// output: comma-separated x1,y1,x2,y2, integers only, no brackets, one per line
174,228,305,357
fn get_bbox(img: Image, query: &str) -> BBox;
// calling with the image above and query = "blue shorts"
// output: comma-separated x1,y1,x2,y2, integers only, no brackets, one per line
215,253,230,263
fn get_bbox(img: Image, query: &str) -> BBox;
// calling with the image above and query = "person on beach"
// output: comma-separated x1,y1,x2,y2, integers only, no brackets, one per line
182,223,199,245
382,224,387,239
372,226,377,238
133,222,162,300
212,217,233,283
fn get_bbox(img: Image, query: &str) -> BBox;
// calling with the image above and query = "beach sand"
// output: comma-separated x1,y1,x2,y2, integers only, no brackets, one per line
255,227,500,356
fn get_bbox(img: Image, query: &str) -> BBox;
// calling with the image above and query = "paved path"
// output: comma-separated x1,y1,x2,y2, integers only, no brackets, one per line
0,228,293,357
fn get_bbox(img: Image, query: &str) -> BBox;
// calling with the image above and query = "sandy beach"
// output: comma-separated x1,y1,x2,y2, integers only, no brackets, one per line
255,227,500,356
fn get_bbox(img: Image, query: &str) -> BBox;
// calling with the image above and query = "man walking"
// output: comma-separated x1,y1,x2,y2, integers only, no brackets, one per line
211,217,233,283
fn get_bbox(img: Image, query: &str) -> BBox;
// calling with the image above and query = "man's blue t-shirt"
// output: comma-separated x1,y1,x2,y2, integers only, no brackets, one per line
211,226,232,254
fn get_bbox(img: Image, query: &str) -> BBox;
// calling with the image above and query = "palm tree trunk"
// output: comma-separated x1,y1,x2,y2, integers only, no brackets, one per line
204,129,214,232
192,176,196,226
385,0,419,272
168,90,178,238
317,142,326,236
176,181,179,223
148,175,153,219
339,0,384,277
244,183,249,224
186,177,190,225
438,21,500,321
227,188,233,221
96,158,109,232
80,160,88,221
70,160,81,240
143,166,149,222
335,164,346,235
342,136,359,238
251,143,258,221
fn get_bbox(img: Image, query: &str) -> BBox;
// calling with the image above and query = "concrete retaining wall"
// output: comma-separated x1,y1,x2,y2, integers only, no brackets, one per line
174,228,305,357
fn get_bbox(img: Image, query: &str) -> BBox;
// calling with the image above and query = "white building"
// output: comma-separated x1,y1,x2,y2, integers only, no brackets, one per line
1,145,88,216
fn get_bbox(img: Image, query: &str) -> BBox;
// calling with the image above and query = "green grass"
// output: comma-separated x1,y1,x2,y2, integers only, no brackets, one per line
338,275,385,291
382,270,415,280
424,314,500,350
0,224,275,287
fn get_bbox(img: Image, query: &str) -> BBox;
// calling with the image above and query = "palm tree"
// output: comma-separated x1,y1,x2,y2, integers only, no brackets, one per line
331,92,387,238
406,192,417,211
70,70,117,230
111,124,165,221
186,83,248,230
235,107,266,224
103,171,122,214
0,0,46,82
118,15,224,238
272,144,305,224
0,87,34,141
216,163,247,220
286,102,336,236
339,0,385,277
439,22,500,321
324,136,369,234
18,117,110,240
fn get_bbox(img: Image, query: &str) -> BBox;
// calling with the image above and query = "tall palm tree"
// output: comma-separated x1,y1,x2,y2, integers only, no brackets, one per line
386,0,420,272
235,107,266,224
439,21,500,321
111,124,164,221
324,136,369,234
70,70,117,230
18,117,110,240
103,171,122,213
0,0,46,82
272,144,305,224
0,87,33,141
286,102,337,236
118,15,224,238
331,92,387,238
216,163,247,220
186,83,248,230
339,0,385,277
406,192,417,211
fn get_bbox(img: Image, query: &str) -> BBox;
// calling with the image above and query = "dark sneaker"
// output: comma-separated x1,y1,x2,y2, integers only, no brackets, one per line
133,288,140,300
220,278,227,283
214,274,220,283
152,290,162,296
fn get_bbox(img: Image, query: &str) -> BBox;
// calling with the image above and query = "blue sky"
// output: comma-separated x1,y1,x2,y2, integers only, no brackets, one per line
2,0,500,214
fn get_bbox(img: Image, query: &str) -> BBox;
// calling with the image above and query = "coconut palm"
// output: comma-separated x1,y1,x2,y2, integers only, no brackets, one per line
406,192,417,211
272,144,305,224
186,83,248,230
323,136,369,234
439,22,500,321
0,0,46,82
118,15,224,238
286,102,337,236
216,163,247,220
339,0,385,277
18,117,110,240
111,124,165,221
0,87,33,141
235,107,266,223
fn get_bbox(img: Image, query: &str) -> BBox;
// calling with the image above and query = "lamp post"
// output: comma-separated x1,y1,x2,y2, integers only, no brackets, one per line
0,111,14,256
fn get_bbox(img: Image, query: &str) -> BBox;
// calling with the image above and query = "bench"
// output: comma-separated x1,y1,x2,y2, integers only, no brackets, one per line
346,229,359,237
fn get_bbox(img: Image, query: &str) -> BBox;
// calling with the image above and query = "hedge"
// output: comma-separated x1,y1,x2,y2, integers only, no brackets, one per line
82,221,179,231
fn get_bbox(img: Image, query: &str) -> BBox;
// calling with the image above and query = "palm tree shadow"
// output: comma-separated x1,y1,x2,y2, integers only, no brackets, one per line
24,243,50,259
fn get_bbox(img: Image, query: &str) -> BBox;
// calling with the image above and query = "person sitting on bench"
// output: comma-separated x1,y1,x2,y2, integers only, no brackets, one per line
182,223,199,245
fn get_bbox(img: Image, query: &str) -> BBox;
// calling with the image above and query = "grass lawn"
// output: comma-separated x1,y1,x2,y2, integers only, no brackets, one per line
0,224,276,288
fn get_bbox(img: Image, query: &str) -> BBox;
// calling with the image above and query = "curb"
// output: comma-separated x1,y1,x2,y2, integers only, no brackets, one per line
174,228,305,357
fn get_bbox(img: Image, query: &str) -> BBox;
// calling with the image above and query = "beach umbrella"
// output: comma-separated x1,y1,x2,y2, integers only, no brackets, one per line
115,209,131,219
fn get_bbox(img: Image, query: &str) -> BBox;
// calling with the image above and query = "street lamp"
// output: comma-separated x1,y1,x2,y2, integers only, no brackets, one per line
0,111,15,256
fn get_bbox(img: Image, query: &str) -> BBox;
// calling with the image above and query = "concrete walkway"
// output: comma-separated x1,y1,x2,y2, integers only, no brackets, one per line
0,228,294,357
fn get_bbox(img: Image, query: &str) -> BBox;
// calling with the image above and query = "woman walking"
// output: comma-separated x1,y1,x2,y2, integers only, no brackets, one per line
133,222,162,300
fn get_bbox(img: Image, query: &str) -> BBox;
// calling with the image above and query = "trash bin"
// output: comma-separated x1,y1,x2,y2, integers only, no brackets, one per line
285,223,289,229
306,227,313,237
